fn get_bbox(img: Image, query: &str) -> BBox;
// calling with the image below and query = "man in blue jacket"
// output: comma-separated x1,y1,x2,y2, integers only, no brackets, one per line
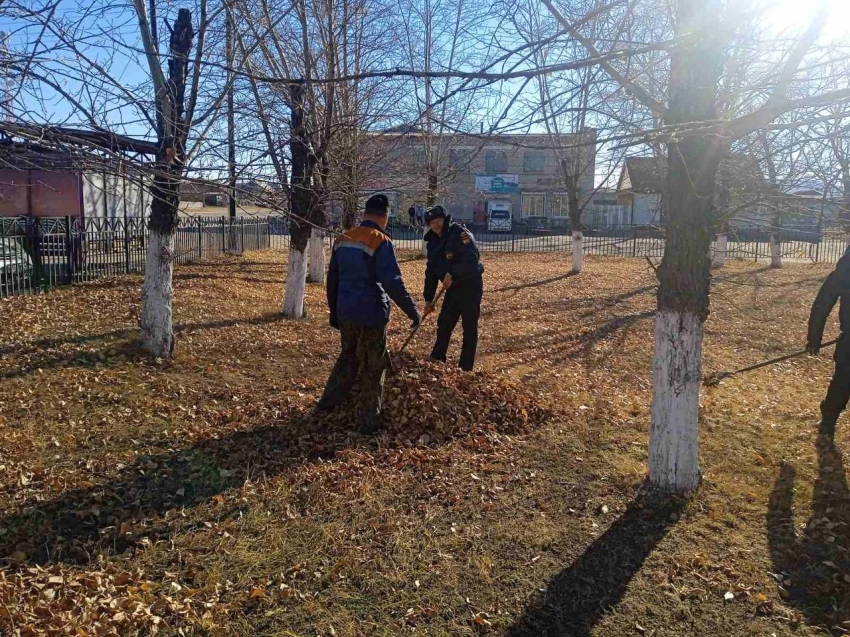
422,205,484,371
317,194,421,433
807,245,850,438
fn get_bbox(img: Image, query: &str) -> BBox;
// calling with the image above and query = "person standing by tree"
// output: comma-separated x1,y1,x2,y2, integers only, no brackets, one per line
408,204,416,227
807,245,850,438
316,194,421,434
422,205,484,371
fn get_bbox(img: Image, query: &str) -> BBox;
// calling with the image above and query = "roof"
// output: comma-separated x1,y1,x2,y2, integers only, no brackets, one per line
0,124,158,158
618,154,764,195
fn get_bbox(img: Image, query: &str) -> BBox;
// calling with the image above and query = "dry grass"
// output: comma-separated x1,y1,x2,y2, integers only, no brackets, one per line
0,250,848,636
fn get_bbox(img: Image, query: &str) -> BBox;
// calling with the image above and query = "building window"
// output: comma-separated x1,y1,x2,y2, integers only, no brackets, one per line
551,194,571,218
449,148,471,172
413,146,426,168
521,194,545,218
524,150,545,173
485,149,508,174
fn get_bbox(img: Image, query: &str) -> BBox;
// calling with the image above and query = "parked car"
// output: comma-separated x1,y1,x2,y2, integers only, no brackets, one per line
525,216,550,234
0,237,33,287
487,204,512,233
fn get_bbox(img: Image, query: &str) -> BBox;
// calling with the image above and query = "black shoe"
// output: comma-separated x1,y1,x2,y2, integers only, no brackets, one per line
819,419,837,438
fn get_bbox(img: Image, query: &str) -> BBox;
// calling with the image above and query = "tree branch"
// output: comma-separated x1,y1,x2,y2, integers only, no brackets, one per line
541,0,668,118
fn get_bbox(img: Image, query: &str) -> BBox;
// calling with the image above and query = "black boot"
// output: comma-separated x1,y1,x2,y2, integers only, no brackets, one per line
819,402,838,438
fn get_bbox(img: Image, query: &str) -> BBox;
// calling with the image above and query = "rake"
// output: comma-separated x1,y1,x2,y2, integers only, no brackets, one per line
703,338,839,386
399,287,446,354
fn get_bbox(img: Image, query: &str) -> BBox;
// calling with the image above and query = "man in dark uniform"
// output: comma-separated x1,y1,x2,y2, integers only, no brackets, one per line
422,205,484,371
317,194,421,433
807,245,850,437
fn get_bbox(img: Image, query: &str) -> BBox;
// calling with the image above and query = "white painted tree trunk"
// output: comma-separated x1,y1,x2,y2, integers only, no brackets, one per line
649,310,702,493
140,230,175,358
283,245,308,318
712,234,727,268
571,230,583,273
770,235,782,268
307,229,325,283
421,235,427,257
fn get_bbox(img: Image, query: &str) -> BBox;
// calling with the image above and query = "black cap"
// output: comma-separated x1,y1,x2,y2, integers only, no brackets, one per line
424,205,446,224
365,194,389,215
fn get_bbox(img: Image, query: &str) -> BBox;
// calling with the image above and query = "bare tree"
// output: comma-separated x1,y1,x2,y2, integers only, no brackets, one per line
544,0,850,492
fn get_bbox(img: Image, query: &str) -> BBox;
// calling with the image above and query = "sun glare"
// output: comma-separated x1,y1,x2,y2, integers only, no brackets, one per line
768,0,850,37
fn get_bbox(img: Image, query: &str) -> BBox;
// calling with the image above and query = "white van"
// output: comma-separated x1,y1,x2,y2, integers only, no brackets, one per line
487,202,512,233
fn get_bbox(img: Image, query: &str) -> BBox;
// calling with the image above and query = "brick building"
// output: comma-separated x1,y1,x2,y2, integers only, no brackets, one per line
361,130,596,226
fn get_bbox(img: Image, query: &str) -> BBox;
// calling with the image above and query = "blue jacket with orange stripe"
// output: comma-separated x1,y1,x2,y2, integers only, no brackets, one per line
327,220,419,327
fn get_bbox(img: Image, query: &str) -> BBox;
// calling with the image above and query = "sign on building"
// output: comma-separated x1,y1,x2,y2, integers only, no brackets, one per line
475,174,519,193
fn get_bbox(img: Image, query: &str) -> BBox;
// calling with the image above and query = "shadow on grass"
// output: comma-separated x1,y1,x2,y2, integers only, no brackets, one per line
489,271,579,294
483,310,655,361
507,493,685,637
0,312,287,373
768,436,850,632
0,406,377,566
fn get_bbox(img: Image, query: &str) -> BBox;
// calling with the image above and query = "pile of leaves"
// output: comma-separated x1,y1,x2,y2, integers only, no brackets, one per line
317,353,551,445
0,564,209,636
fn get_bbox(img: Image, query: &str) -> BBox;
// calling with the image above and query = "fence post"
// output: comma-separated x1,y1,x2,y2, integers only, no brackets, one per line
64,216,73,285
198,217,203,259
511,226,515,253
222,217,226,254
123,214,131,274
632,225,637,257
241,217,245,253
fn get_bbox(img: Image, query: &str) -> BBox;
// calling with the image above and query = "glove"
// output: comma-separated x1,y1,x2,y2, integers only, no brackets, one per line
410,310,422,329
330,315,340,330
807,342,820,355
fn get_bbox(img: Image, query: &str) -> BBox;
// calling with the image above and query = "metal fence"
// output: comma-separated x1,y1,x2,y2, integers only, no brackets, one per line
3,216,845,299
1,216,270,297
360,222,845,263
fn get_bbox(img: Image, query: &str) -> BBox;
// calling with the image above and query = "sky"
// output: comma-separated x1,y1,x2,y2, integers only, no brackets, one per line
2,0,850,156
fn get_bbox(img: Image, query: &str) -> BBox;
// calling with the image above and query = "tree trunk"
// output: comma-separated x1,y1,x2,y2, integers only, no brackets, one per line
650,310,703,491
308,227,325,283
569,192,582,273
649,0,724,493
140,226,175,358
770,212,782,268
283,244,308,317
139,8,193,359
770,234,782,268
282,81,313,317
712,233,727,268
426,166,438,207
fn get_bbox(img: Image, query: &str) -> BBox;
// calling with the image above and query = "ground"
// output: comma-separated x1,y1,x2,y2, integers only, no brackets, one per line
0,251,848,636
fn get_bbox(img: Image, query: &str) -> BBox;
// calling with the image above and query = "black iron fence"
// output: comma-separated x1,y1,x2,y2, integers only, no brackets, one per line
1,216,270,298
376,222,844,262
2,216,846,299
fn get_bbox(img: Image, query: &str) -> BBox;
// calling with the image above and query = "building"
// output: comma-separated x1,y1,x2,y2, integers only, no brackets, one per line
616,155,765,226
0,125,157,219
361,130,596,227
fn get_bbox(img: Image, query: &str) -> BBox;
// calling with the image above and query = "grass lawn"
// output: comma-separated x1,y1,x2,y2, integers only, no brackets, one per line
0,250,847,636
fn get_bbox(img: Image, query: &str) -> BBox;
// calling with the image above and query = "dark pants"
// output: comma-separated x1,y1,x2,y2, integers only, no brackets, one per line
822,334,850,426
319,322,390,427
430,277,483,371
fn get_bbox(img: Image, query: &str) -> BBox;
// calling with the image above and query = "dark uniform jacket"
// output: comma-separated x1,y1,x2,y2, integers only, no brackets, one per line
808,246,850,349
327,220,419,327
423,216,484,303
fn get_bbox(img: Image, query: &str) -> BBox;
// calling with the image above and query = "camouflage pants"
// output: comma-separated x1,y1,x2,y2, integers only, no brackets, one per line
320,322,390,425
